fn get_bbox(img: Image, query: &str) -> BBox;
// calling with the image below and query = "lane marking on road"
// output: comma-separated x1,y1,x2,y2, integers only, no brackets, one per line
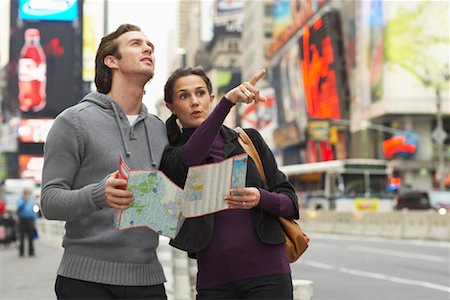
303,260,450,293
311,233,450,248
310,242,447,262
347,245,446,262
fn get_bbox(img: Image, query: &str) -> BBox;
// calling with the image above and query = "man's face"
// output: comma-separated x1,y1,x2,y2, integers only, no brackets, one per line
110,31,155,81
23,190,32,199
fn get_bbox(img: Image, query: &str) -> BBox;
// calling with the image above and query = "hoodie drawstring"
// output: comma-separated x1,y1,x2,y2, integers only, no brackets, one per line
144,122,157,168
111,102,131,157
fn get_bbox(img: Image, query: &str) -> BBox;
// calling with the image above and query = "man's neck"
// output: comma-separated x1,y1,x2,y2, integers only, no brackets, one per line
108,75,148,115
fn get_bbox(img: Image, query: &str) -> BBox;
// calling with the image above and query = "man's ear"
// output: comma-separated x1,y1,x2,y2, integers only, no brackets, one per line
166,102,173,112
104,55,118,69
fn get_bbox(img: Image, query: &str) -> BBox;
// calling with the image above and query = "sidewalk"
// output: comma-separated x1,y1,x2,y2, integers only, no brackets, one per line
0,237,187,300
0,240,62,300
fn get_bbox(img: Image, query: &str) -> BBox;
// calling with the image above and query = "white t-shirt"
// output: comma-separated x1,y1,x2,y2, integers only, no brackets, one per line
127,115,139,125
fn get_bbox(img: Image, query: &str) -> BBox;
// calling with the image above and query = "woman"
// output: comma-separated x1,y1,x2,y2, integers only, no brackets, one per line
161,67,299,299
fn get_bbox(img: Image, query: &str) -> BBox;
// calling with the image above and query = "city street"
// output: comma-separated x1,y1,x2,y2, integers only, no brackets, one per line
2,233,449,300
292,233,450,300
0,239,62,299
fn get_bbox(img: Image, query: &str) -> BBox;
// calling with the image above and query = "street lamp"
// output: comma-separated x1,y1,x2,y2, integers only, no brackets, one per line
424,65,449,191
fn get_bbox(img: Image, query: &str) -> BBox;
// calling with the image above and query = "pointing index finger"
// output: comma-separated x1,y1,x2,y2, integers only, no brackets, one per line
249,69,266,86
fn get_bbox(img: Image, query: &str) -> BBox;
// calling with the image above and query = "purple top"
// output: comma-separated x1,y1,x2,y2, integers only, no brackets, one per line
181,98,296,289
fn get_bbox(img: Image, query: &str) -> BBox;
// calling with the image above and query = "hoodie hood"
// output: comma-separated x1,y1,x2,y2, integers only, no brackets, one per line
80,91,148,115
80,91,158,167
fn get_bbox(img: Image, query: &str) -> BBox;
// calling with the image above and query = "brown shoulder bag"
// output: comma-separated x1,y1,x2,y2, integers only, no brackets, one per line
235,127,309,263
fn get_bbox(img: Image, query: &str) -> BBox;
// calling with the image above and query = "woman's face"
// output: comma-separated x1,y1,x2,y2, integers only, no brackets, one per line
166,74,215,128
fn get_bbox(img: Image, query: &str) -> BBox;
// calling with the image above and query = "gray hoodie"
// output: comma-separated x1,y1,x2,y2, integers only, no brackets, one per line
41,91,168,286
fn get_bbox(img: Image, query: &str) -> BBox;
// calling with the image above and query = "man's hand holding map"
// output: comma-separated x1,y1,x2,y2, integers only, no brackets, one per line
116,153,248,239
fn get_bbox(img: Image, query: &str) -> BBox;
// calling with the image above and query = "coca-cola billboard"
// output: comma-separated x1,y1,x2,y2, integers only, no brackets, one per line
7,0,82,119
18,28,47,113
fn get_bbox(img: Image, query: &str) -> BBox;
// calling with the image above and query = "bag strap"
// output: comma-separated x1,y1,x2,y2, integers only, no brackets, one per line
235,127,268,184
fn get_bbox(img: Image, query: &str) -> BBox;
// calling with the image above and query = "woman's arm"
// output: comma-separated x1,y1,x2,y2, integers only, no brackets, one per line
182,97,234,167
183,70,267,167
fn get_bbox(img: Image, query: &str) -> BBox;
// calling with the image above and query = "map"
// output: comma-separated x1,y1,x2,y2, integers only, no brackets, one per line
116,153,248,238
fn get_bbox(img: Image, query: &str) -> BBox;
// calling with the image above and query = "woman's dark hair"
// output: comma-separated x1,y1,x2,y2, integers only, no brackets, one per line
163,67,213,145
95,24,141,94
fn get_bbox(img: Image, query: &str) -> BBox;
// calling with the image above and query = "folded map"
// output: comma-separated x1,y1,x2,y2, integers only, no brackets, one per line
116,153,248,239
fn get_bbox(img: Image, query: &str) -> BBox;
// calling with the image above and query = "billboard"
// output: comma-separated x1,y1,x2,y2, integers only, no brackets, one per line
8,0,83,119
82,0,105,82
359,1,449,108
267,0,327,59
18,154,44,182
239,87,277,149
299,11,348,120
214,0,243,33
19,0,79,22
18,118,54,143
383,1,449,102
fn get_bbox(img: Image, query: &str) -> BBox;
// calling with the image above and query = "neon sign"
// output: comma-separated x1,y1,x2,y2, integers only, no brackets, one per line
300,14,341,119
19,0,78,21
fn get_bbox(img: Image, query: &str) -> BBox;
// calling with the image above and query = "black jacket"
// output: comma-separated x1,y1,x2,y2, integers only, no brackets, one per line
160,126,299,253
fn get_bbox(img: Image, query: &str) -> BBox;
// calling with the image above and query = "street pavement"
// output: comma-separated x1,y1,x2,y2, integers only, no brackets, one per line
0,237,185,300
0,239,62,300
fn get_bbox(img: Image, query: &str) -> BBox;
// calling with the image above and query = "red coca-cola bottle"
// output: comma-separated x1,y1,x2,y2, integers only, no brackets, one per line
18,28,47,112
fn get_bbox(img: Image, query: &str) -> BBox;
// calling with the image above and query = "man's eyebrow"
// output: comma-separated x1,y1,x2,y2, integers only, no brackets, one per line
129,38,154,49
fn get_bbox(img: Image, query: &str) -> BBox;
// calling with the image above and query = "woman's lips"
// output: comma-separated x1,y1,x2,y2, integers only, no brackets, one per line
191,111,202,118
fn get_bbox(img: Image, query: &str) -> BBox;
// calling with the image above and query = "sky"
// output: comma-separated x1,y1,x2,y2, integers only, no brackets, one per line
107,0,213,114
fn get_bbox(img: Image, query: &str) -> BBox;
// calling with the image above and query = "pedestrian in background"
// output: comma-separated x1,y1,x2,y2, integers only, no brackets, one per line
40,24,168,299
17,187,37,257
161,67,299,299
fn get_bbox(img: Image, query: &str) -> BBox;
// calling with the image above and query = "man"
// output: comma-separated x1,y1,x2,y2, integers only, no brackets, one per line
17,187,37,257
40,24,168,299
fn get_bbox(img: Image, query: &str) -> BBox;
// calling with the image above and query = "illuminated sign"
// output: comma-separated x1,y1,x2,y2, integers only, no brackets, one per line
307,120,330,141
240,90,276,130
382,132,418,159
354,198,379,212
273,121,302,148
19,0,79,21
18,119,54,143
300,11,347,120
267,0,326,59
19,155,44,183
9,1,83,119
239,88,277,149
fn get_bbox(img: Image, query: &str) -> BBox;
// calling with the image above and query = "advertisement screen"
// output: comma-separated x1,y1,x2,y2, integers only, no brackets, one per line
300,12,345,120
18,119,54,143
19,155,44,183
19,0,79,21
239,88,277,149
268,0,326,58
383,1,449,102
8,0,83,119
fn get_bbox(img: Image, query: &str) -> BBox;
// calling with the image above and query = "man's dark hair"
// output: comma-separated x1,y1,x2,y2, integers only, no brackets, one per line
94,24,141,94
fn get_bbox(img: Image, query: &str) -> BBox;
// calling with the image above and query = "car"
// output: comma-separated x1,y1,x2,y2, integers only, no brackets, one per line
393,191,432,211
428,190,450,215
394,190,450,215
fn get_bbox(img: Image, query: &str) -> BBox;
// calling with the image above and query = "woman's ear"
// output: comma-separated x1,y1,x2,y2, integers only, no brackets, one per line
165,102,173,112
210,94,215,103
104,55,118,69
